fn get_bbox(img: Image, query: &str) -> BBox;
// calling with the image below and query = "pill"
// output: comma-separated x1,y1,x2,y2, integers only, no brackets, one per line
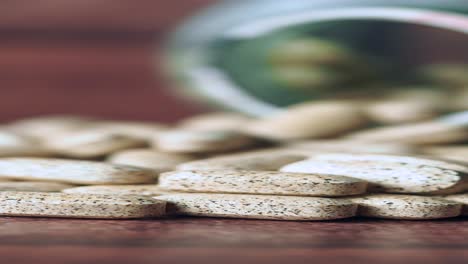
108,149,195,173
309,153,468,174
156,193,357,221
452,89,468,111
284,140,415,155
154,129,256,154
44,130,147,159
159,170,367,197
365,100,439,124
0,129,55,157
272,66,345,89
90,120,168,141
441,193,468,216
178,112,251,131
281,159,468,194
244,102,368,141
384,87,449,109
0,181,74,192
0,130,35,147
268,37,355,65
0,145,55,158
0,192,166,219
345,121,468,145
422,146,468,163
350,194,462,220
6,115,92,140
421,63,468,87
0,158,156,185
177,149,306,171
62,185,172,196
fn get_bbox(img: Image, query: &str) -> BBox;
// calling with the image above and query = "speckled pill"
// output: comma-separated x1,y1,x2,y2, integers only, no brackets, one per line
0,129,54,157
108,149,195,173
350,194,462,220
178,112,251,131
6,115,92,141
421,63,468,87
422,146,468,164
44,130,147,159
272,66,345,89
281,159,468,194
442,193,468,216
285,140,415,155
0,181,74,192
0,130,35,147
63,185,172,196
0,192,166,219
156,193,357,221
0,145,55,158
268,37,355,65
365,100,439,124
310,153,468,174
159,170,367,197
90,120,168,141
345,121,468,145
177,149,306,171
154,129,256,154
0,158,156,185
244,102,368,141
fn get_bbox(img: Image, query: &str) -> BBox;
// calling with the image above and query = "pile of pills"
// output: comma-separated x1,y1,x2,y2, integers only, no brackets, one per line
0,104,467,220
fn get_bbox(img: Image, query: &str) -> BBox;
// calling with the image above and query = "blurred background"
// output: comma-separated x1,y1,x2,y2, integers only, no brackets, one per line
1,1,467,123
0,0,214,123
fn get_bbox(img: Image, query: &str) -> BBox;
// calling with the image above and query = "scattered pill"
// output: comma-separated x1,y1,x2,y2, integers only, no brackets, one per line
62,184,172,196
245,102,368,141
365,100,439,124
108,149,195,173
441,193,468,216
90,120,168,141
345,121,468,145
309,153,468,174
0,181,74,192
156,193,357,221
44,130,147,159
284,140,415,154
6,115,92,141
0,158,156,185
281,158,468,194
159,170,367,197
154,129,256,154
0,192,166,219
177,149,306,171
178,112,251,131
350,194,462,220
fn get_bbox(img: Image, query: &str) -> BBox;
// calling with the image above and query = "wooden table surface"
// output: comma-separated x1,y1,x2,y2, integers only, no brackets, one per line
0,217,466,264
0,1,467,263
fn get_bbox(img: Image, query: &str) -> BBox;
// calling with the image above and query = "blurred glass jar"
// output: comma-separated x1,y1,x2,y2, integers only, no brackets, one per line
166,0,468,116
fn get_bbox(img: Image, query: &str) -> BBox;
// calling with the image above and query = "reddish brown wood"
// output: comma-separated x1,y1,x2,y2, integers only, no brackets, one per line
0,37,209,122
0,217,466,264
0,0,215,34
0,0,215,122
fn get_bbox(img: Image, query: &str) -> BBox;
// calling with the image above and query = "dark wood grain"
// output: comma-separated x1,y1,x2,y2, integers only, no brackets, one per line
0,217,467,264
0,0,214,122
0,0,215,34
0,39,209,122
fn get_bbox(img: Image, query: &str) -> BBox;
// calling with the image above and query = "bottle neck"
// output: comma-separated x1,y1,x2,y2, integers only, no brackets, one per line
225,7,468,39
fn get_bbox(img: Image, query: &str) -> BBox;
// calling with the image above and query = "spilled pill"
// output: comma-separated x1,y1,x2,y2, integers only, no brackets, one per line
0,192,166,219
159,170,367,197
0,158,156,185
156,193,357,221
